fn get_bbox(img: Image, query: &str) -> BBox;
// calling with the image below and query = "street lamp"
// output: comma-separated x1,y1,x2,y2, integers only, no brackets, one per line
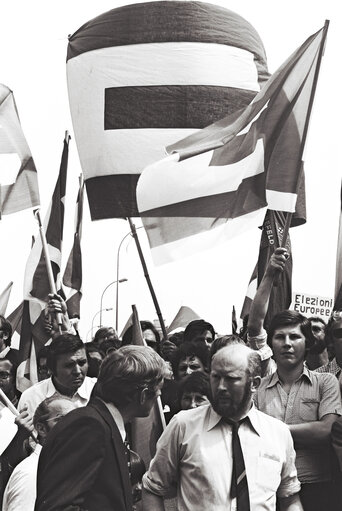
91,307,113,335
99,278,128,327
115,227,143,332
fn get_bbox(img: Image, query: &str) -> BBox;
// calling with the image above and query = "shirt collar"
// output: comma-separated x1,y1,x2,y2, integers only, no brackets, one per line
266,365,312,388
0,346,10,358
48,376,93,399
101,400,126,442
207,403,260,436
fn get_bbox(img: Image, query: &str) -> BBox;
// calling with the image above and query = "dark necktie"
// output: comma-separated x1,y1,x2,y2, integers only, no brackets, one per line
229,419,250,511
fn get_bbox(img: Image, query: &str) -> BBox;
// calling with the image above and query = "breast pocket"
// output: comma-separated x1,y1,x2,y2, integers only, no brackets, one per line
299,399,320,421
256,454,281,492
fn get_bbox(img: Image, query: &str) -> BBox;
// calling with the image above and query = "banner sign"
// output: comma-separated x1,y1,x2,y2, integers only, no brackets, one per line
291,292,333,319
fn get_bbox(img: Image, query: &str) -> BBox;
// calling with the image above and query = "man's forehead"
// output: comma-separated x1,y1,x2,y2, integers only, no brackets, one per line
211,346,249,372
273,324,303,335
58,348,87,361
0,359,12,371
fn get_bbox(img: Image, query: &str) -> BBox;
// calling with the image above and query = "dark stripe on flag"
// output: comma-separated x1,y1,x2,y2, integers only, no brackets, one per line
105,86,256,130
85,174,140,219
141,173,267,247
67,1,268,86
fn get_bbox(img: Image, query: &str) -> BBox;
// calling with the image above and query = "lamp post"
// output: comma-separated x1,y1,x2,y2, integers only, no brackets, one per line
100,278,128,327
115,227,143,332
91,307,113,336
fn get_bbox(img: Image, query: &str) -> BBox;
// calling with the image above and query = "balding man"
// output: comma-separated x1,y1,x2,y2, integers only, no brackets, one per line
142,344,303,511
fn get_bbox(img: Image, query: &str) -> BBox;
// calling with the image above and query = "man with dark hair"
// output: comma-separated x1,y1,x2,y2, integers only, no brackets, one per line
3,396,76,511
35,345,167,511
256,310,342,511
143,344,303,510
171,340,209,381
0,315,17,367
18,334,96,417
305,316,328,369
315,310,342,388
183,319,215,346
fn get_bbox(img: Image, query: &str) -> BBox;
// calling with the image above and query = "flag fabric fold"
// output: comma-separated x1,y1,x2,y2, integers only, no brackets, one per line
167,306,200,334
240,210,293,328
18,135,70,391
0,281,13,316
63,175,84,319
137,24,328,265
0,84,40,216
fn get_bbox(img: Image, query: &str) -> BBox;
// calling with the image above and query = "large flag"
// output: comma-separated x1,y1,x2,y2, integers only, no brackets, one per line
63,175,84,319
137,23,328,264
18,135,70,391
0,281,13,316
0,84,40,216
334,181,342,310
66,2,269,219
130,304,165,469
240,210,293,329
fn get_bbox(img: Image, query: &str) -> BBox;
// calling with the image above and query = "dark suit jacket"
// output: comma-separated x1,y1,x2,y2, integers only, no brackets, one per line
34,397,133,511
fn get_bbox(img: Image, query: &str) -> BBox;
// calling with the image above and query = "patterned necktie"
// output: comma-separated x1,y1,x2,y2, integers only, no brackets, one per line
229,419,250,511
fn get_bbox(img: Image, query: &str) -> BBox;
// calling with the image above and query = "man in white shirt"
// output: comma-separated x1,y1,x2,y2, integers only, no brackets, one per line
2,395,76,511
18,334,96,417
142,343,303,511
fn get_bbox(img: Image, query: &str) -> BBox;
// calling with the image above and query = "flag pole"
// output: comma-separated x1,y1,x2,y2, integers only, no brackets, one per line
34,209,63,332
127,218,168,341
0,388,38,443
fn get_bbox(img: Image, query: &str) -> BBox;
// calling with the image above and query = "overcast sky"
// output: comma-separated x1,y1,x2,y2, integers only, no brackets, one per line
0,0,341,340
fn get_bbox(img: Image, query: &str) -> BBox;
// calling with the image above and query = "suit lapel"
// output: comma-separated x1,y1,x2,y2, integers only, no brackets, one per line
89,398,133,510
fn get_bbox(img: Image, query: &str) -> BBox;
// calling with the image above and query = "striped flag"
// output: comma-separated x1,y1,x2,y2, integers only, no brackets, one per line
0,84,40,216
18,135,70,391
66,2,269,219
0,282,13,316
63,175,84,319
334,181,342,310
137,24,328,265
130,305,165,469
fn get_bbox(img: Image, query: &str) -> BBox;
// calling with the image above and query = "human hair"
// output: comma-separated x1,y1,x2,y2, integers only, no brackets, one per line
33,395,73,429
0,356,16,377
177,371,210,404
308,316,326,326
121,321,161,352
93,327,118,345
94,345,167,407
209,334,245,363
267,310,315,351
211,344,261,380
168,331,184,347
47,334,85,374
0,315,12,347
171,339,209,376
183,319,215,343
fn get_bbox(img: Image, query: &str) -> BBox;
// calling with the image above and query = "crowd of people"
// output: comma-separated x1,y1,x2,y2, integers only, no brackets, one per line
1,248,342,510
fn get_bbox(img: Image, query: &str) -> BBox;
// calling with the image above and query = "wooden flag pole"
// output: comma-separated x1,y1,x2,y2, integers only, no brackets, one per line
128,218,168,341
34,209,63,333
0,388,38,443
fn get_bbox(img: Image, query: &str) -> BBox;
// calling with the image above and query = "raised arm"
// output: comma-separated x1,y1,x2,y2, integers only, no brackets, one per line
248,247,289,337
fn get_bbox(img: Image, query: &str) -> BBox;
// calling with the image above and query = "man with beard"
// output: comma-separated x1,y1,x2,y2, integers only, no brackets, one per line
142,344,303,510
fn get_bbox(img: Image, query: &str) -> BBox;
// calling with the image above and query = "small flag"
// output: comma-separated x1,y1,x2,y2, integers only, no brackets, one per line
19,135,70,391
167,306,201,334
0,84,40,216
240,210,292,328
0,281,13,316
232,306,238,335
63,175,84,319
137,24,328,264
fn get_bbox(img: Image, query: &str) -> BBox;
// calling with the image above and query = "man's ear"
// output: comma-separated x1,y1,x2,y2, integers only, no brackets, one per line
251,376,261,393
35,422,48,442
138,387,148,405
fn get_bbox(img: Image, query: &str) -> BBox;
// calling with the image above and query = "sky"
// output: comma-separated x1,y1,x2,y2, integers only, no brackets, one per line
0,0,341,341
